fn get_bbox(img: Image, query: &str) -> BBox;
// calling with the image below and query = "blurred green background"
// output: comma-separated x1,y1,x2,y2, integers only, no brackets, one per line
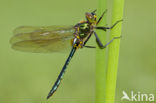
0,0,156,103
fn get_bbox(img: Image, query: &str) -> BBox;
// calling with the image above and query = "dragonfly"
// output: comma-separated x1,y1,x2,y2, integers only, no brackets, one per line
10,10,122,99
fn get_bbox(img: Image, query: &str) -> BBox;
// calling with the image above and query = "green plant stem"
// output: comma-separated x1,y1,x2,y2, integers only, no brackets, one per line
105,0,124,103
95,0,107,103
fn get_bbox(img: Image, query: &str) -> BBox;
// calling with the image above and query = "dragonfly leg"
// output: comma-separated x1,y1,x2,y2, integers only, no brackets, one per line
83,31,94,46
96,9,107,25
83,31,96,49
91,9,97,14
84,45,96,48
94,31,121,49
96,19,123,31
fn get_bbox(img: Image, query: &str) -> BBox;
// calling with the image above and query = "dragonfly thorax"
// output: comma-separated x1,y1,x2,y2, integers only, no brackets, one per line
78,23,91,38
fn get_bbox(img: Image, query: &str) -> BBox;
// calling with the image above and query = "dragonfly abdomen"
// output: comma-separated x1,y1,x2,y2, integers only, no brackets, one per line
47,47,76,99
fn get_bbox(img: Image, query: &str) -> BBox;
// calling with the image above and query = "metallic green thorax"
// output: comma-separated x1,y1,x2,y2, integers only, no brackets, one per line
79,23,90,38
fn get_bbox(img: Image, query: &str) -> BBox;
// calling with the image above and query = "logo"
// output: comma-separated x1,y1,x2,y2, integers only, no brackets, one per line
121,90,155,102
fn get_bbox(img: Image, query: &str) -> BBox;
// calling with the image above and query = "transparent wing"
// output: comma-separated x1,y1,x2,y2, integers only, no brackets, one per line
10,25,74,53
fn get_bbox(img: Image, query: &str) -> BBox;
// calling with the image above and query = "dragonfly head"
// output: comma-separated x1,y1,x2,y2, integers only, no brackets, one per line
85,10,97,24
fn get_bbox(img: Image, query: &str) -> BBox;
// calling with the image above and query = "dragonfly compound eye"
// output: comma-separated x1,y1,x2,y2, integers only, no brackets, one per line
85,12,96,24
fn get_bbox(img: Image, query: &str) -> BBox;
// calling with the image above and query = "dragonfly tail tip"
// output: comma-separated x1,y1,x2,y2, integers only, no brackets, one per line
47,95,51,99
